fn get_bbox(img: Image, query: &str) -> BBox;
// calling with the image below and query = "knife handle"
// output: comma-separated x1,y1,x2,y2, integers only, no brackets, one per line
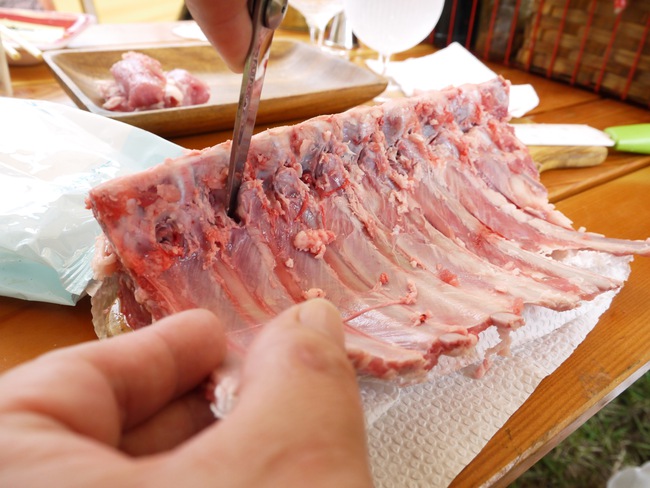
604,124,650,154
528,145,609,173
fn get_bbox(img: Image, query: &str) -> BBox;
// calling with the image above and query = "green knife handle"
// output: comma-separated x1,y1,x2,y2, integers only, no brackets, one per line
604,123,650,154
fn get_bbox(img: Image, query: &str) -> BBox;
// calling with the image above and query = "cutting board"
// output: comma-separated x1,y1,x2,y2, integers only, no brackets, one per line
530,145,609,173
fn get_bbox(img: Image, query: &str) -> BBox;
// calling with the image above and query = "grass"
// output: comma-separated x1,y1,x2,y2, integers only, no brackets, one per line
511,372,650,487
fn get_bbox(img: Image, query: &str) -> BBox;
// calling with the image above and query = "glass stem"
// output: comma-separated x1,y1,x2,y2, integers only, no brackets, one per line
308,24,318,44
308,24,326,47
378,52,391,76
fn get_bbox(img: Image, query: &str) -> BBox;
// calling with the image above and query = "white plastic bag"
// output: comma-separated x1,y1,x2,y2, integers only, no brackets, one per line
0,98,184,304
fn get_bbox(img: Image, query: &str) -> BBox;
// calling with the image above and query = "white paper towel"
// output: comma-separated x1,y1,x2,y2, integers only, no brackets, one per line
359,251,632,487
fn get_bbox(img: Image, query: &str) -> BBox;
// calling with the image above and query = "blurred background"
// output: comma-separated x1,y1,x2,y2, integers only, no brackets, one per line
48,0,650,109
52,0,185,23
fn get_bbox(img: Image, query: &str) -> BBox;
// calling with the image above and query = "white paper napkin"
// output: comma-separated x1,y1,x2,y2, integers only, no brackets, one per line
359,251,632,487
172,21,208,42
367,42,539,117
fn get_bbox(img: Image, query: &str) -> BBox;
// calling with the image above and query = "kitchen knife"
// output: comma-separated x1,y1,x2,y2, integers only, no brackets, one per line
513,123,650,173
225,0,288,217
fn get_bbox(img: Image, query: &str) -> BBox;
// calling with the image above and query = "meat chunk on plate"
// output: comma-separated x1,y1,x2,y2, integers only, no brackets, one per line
98,51,210,112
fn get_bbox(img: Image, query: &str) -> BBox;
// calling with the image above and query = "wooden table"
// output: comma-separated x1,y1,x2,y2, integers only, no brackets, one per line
2,22,649,487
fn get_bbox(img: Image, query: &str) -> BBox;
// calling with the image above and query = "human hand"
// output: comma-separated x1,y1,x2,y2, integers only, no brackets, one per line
0,299,373,487
184,0,252,72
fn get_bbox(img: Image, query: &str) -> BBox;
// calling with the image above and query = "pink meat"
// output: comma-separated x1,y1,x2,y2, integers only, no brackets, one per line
165,68,211,107
109,51,166,110
87,78,650,381
100,52,210,112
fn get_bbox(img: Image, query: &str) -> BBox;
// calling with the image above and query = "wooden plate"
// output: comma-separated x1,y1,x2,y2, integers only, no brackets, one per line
43,40,388,137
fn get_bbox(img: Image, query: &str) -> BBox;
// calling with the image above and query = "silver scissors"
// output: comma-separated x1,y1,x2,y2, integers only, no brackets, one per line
225,0,288,217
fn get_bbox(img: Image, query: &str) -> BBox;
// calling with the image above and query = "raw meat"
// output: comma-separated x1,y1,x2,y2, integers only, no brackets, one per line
87,77,650,381
98,51,210,112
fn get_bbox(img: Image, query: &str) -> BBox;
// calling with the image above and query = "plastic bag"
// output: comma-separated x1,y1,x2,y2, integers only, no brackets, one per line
0,97,184,305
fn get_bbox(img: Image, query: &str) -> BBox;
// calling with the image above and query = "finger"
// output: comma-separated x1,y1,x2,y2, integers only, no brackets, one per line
174,299,373,487
185,0,252,72
0,309,226,446
119,388,215,456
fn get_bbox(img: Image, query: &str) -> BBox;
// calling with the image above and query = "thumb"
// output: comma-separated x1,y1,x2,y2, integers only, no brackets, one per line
237,297,356,413
173,299,372,488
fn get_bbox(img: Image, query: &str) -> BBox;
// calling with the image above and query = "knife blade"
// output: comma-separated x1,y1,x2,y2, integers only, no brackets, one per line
512,123,650,153
225,0,288,217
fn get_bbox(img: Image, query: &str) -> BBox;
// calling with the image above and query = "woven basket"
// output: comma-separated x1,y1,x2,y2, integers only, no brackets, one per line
472,0,536,62
515,0,650,106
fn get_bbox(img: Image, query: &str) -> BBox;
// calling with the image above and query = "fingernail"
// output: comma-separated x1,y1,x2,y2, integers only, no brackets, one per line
297,298,344,345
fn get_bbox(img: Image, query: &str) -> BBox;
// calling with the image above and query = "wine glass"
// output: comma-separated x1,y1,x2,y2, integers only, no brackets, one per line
290,0,344,47
343,0,445,96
